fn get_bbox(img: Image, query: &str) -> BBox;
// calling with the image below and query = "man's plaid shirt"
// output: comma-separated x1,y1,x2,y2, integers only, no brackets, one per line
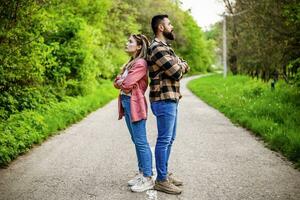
147,38,190,102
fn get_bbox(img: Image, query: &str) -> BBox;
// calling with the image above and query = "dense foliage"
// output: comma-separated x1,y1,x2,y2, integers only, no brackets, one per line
0,0,215,121
212,0,300,85
188,74,300,167
0,0,215,165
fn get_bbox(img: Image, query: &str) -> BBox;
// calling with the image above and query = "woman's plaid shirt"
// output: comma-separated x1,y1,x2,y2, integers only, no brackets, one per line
147,38,189,102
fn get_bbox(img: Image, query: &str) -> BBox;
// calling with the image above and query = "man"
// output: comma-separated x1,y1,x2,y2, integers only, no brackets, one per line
147,14,190,195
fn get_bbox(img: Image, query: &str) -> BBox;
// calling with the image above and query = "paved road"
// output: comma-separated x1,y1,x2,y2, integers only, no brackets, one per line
1,75,300,200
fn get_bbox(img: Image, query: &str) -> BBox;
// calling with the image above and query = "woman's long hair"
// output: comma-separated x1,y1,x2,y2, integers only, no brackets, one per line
121,34,149,73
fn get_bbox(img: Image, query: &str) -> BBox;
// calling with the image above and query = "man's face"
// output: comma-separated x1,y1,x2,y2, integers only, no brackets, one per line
162,17,175,40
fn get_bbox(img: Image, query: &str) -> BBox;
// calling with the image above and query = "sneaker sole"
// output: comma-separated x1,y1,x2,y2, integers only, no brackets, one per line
130,185,154,193
154,185,182,195
128,177,142,186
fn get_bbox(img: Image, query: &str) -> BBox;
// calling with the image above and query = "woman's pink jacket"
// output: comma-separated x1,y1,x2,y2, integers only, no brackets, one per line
114,59,148,122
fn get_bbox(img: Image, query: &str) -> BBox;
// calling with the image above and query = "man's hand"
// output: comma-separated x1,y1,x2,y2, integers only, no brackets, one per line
176,56,190,74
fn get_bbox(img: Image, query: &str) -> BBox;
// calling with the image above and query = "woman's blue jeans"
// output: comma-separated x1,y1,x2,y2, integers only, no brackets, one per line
121,95,152,177
151,100,178,181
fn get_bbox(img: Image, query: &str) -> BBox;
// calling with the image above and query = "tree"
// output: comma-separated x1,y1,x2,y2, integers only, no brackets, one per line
221,0,300,82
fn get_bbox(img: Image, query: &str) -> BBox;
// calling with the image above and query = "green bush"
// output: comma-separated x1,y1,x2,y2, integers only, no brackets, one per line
0,81,118,166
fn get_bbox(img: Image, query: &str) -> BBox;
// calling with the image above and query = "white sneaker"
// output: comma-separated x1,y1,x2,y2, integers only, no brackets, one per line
131,176,154,193
128,172,143,186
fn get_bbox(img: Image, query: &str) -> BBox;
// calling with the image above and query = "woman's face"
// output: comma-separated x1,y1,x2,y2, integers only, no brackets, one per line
125,36,141,56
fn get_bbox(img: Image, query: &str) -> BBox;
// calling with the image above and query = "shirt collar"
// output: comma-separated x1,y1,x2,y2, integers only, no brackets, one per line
154,37,169,46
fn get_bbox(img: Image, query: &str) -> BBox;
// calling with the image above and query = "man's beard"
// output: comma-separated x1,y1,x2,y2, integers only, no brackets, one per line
163,30,175,40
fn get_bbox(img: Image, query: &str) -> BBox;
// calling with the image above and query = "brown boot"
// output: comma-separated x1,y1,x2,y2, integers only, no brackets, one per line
168,173,183,186
154,179,182,195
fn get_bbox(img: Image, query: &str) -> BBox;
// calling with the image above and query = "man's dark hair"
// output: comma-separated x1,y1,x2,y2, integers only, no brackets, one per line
151,14,168,35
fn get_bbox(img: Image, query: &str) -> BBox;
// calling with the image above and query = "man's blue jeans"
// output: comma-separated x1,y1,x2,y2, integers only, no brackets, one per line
151,100,178,181
121,95,152,177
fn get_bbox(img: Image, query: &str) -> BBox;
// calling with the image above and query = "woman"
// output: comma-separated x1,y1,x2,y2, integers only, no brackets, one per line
113,34,153,192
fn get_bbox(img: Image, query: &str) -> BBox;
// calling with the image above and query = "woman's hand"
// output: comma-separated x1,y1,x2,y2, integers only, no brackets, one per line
116,79,124,86
113,75,122,89
113,82,120,89
113,78,131,93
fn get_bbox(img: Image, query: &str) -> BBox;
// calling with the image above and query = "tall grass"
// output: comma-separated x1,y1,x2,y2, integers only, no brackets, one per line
0,80,118,166
188,74,300,167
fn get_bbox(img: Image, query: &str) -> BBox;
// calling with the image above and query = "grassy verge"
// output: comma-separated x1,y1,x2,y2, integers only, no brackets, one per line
188,74,300,168
0,80,118,167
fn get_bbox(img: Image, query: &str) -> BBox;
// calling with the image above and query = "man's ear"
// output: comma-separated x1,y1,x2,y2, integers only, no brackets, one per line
158,23,164,32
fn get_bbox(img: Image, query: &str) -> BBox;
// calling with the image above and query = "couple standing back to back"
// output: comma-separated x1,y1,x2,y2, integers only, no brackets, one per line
113,14,190,195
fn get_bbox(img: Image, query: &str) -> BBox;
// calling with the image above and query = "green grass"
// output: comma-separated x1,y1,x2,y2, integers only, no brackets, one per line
188,74,300,168
0,80,118,166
